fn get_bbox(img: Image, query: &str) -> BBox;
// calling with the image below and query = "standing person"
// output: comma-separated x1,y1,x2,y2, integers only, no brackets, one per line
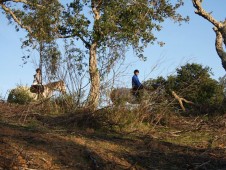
132,69,144,91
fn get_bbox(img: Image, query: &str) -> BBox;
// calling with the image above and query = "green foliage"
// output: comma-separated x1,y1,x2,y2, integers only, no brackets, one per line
1,0,62,76
174,64,224,109
20,0,62,76
144,63,225,114
2,0,62,42
7,86,34,105
61,0,189,68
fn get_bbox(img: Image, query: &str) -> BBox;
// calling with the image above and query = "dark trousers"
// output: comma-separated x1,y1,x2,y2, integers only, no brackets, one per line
132,85,144,97
132,85,144,91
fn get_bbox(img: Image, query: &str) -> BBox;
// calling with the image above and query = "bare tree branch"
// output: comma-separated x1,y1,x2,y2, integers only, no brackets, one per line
0,3,32,34
192,0,222,29
59,34,91,49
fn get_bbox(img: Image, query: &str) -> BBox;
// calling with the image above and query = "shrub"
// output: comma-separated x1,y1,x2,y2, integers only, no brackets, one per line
7,86,34,105
144,63,225,115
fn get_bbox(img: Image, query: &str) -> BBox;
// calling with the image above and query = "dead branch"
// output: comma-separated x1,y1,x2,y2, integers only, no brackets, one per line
171,91,194,111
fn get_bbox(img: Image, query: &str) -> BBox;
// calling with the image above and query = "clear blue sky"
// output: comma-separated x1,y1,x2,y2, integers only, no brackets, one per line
0,0,225,96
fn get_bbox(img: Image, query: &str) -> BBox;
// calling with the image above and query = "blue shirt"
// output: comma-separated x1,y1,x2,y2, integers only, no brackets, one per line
132,75,142,88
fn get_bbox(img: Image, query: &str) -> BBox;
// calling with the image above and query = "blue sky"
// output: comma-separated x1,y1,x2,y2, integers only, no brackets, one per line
0,0,226,96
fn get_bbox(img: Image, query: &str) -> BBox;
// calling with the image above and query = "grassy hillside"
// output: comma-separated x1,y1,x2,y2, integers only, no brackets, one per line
0,102,226,170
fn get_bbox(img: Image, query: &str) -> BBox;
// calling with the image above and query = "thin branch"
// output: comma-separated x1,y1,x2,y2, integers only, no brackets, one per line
0,3,32,34
59,33,91,49
192,0,222,29
96,0,102,10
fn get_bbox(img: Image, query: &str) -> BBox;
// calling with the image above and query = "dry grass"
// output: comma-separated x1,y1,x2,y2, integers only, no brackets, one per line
0,102,226,170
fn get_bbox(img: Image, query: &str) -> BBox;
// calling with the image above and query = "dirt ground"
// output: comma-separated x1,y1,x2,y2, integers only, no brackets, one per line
0,103,226,170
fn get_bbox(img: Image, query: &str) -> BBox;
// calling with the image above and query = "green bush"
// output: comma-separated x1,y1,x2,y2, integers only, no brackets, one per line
7,86,34,105
144,63,225,115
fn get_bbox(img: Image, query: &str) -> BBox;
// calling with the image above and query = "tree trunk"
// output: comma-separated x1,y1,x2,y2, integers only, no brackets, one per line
39,41,43,85
214,27,226,71
87,0,102,110
88,42,100,110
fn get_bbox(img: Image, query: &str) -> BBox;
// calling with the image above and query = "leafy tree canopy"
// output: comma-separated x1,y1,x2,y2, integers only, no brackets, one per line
60,0,189,58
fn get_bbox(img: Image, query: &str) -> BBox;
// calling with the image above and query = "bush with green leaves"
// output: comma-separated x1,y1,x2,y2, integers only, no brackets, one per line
144,63,225,114
7,86,34,105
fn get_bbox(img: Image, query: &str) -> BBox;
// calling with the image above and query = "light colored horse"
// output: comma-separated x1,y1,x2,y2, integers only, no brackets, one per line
42,80,66,99
110,88,149,105
110,87,164,106
8,81,66,101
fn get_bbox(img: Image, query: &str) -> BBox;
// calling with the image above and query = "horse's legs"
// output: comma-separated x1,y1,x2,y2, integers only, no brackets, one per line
42,88,52,98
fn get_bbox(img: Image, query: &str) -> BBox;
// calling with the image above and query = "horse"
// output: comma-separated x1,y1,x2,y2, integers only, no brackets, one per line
110,88,150,105
8,81,67,102
41,80,66,99
110,85,165,106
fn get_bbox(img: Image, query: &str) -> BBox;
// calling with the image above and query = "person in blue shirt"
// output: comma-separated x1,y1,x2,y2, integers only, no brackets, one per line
132,70,144,91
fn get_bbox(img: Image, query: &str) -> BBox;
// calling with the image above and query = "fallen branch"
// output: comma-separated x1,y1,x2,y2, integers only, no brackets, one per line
171,91,194,111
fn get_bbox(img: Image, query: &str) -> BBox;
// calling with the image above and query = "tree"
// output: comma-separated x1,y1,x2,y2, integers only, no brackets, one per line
192,0,226,71
60,0,189,110
0,0,41,33
1,0,62,79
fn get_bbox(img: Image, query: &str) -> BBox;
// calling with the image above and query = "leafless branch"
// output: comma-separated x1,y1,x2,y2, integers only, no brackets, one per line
59,34,91,49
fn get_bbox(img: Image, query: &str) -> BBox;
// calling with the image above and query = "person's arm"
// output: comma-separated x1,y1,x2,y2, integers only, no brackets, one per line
136,77,142,87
